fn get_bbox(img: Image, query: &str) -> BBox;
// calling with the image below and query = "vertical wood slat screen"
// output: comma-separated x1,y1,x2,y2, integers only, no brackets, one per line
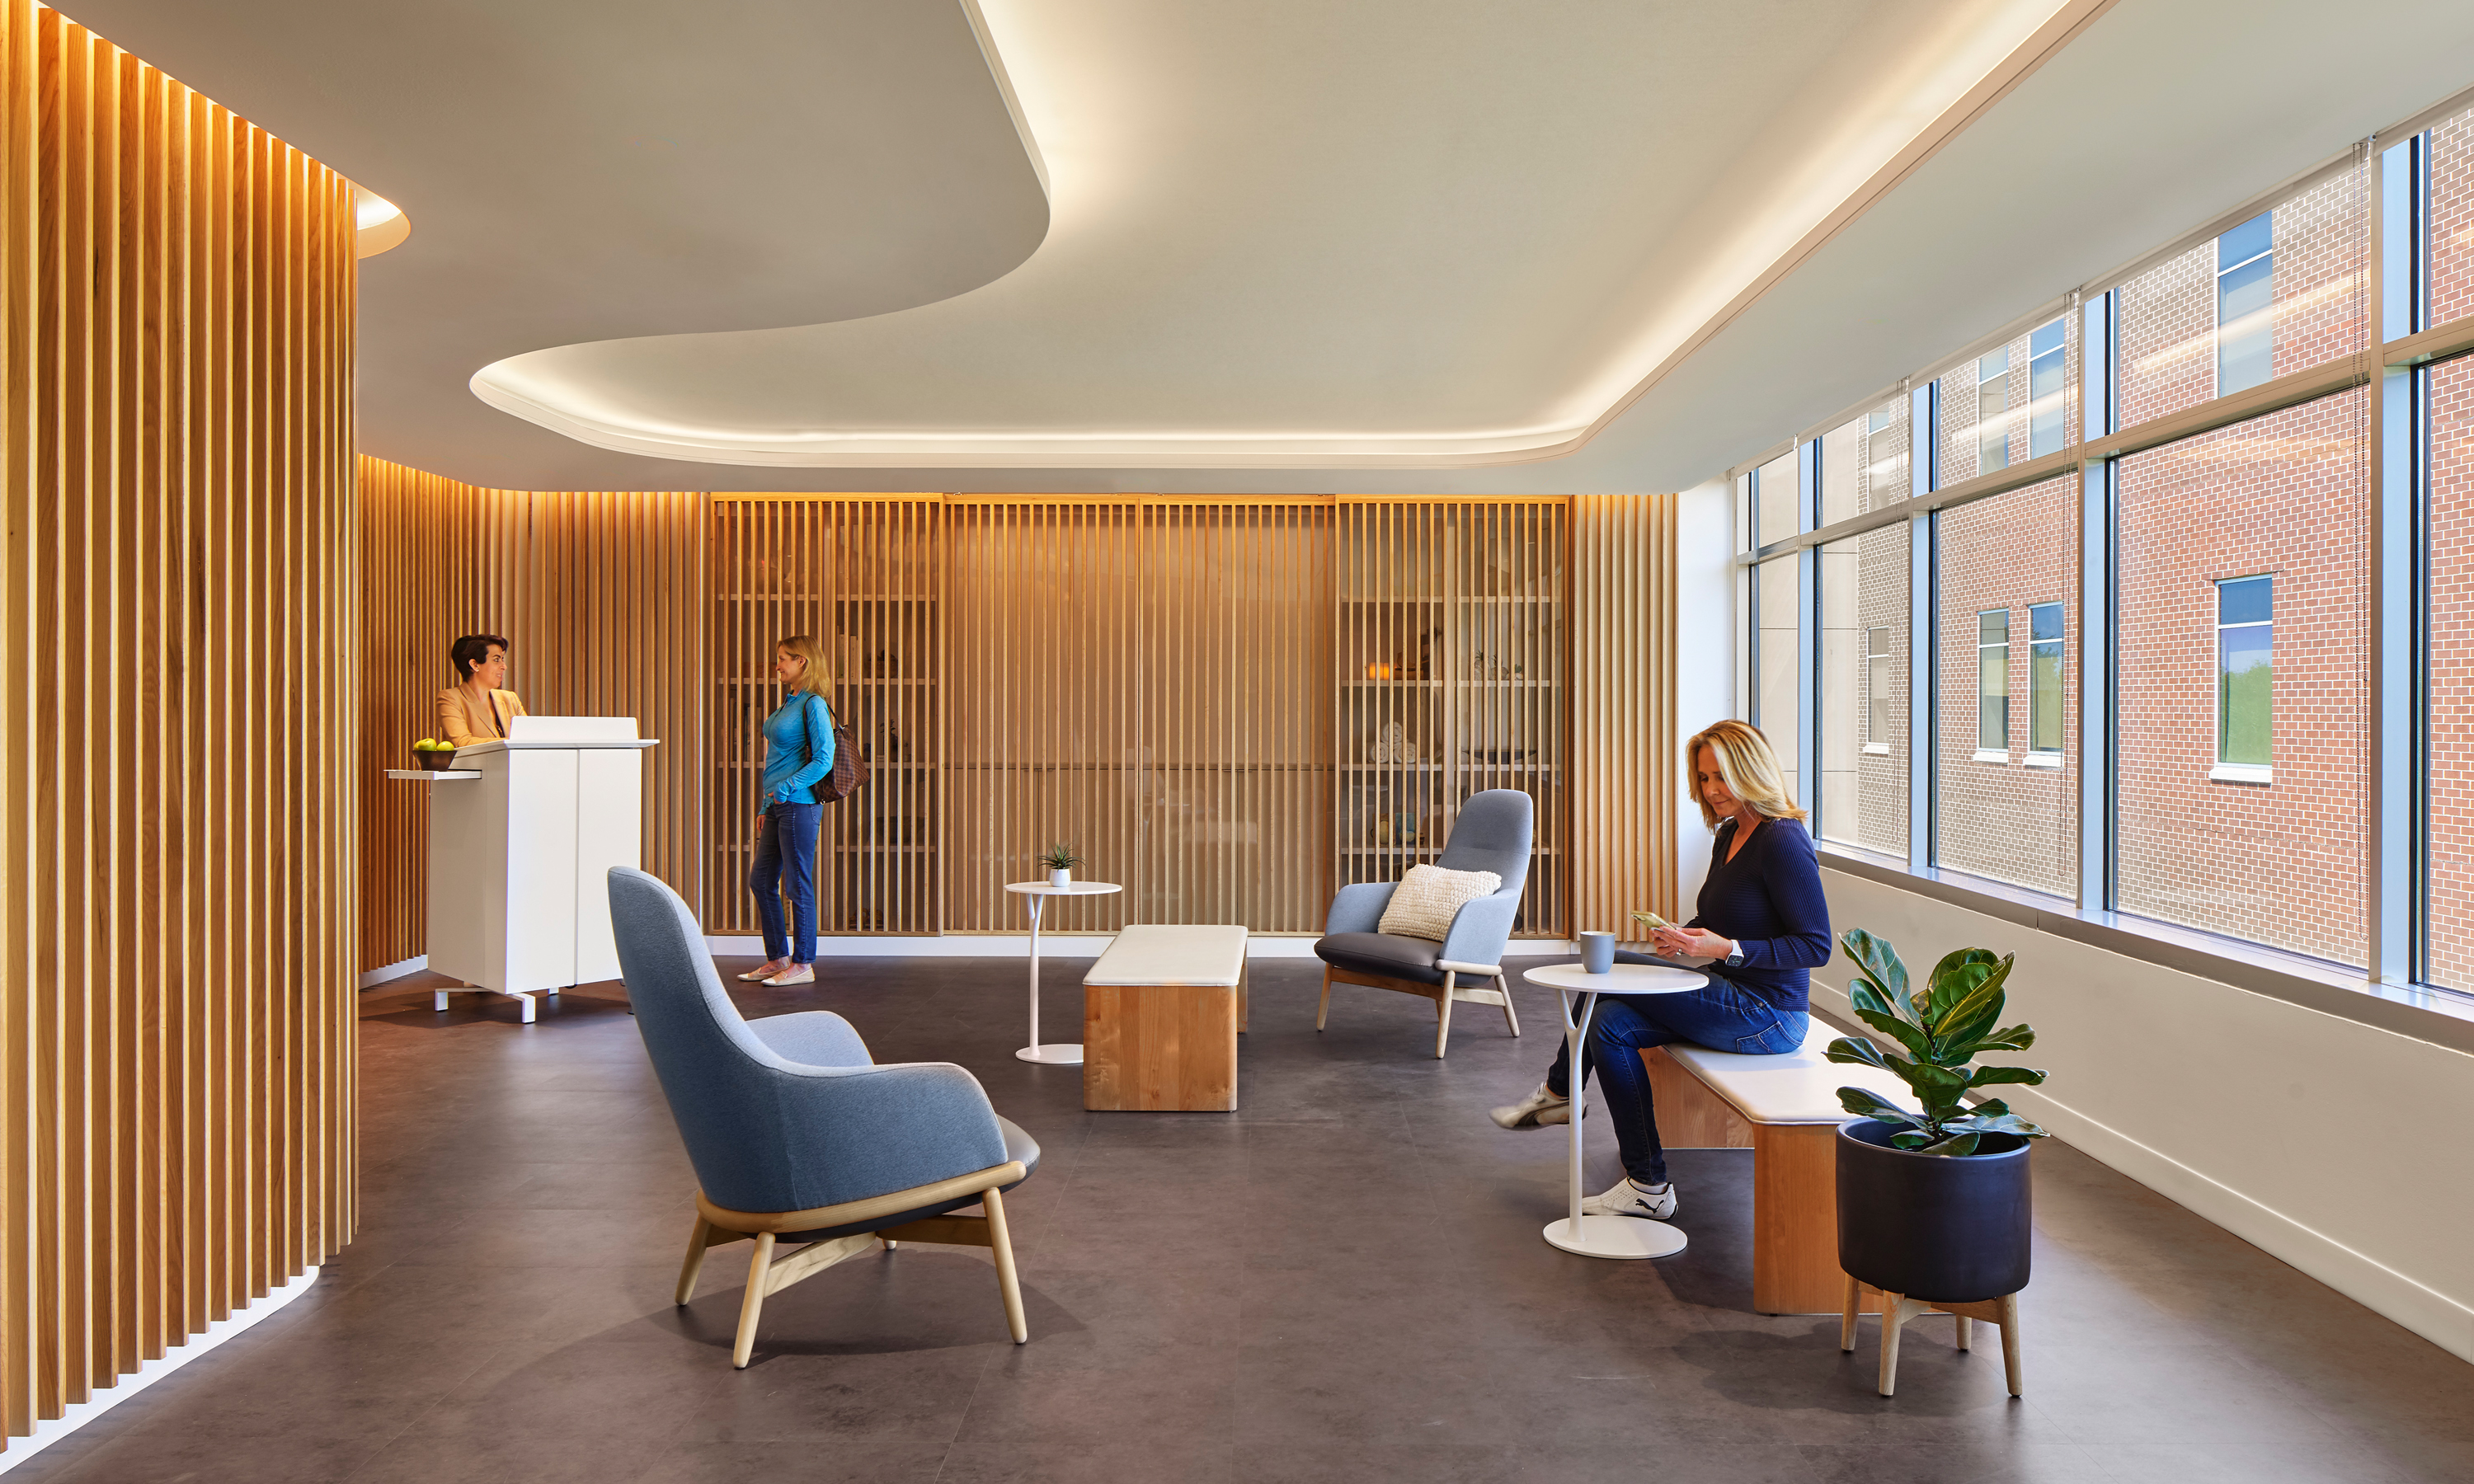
946,500,1142,933
1135,501,1332,932
514,489,709,925
1572,495,1680,939
707,496,940,937
358,458,710,962
1,2,359,1447
1335,500,1570,937
355,460,524,969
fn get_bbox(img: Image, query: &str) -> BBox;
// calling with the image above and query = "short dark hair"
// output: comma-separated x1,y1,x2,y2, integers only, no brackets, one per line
451,633,510,681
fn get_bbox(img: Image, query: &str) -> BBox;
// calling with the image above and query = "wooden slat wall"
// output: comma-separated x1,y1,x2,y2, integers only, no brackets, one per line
1335,499,1571,937
707,495,940,937
1572,494,1680,940
358,490,1667,956
946,499,1143,933
355,459,524,968
359,458,708,962
0,2,359,1447
514,488,709,921
1136,500,1331,932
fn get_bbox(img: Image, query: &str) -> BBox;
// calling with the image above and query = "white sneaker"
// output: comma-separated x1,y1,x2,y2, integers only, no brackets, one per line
1489,1082,1570,1130
1581,1176,1677,1221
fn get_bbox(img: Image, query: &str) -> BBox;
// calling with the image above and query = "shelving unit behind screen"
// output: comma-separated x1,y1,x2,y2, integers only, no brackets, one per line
1335,500,1570,938
708,497,943,936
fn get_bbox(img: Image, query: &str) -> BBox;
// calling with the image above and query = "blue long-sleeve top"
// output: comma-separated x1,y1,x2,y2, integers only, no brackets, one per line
759,692,837,807
1685,814,1832,1012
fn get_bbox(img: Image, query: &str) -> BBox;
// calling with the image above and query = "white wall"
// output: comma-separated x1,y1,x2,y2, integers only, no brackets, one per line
1818,866,2474,1363
1672,477,1732,910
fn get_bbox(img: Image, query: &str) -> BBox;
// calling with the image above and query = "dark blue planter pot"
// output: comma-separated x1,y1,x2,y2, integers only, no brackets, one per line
1836,1120,2033,1303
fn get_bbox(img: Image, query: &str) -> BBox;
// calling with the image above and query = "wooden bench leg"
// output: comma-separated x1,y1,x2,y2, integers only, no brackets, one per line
1752,1123,1864,1314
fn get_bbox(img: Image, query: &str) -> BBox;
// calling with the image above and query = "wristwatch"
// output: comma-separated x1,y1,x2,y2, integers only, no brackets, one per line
1723,940,1745,967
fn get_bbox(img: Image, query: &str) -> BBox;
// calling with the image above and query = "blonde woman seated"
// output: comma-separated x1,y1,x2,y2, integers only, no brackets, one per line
436,633,527,748
1489,719,1830,1222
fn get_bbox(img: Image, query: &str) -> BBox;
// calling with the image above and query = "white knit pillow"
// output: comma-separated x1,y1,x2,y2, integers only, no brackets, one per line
1377,864,1503,942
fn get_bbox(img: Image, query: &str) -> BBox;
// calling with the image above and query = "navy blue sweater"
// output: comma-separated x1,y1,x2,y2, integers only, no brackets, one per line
1686,815,1832,1012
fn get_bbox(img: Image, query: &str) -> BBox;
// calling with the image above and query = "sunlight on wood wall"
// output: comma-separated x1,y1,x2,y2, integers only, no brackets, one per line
0,3,359,1445
1573,494,1681,939
356,458,708,966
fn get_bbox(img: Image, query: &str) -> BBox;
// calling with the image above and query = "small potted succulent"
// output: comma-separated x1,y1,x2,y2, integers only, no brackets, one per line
1826,929,2049,1306
1041,843,1079,889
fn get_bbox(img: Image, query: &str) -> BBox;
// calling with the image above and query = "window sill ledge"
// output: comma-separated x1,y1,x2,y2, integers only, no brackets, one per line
2209,763,2273,784
1815,844,2474,1056
1861,743,1891,756
1970,749,2010,764
2022,752,2062,770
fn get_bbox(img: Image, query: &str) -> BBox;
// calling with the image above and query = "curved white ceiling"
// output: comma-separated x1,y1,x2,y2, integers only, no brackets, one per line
470,0,2094,468
55,0,2474,492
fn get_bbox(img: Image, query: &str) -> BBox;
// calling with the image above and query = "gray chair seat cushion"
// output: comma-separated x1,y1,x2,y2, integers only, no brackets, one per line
1314,931,1445,985
775,1116,1042,1246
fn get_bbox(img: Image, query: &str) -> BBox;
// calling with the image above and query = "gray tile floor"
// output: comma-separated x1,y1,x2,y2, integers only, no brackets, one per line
15,956,2472,1482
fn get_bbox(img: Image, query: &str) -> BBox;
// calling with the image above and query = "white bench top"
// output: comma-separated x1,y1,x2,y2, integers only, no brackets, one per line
1084,924,1249,987
1665,1017,1922,1125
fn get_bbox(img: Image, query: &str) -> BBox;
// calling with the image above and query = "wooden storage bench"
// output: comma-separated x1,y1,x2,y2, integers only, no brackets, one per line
1083,925,1250,1111
1644,1017,1918,1314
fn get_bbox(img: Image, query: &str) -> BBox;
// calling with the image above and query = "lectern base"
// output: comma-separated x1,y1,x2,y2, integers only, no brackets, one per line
434,982,561,1024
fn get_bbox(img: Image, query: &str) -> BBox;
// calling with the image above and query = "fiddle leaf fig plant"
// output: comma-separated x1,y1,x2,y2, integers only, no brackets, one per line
1824,928,2053,1156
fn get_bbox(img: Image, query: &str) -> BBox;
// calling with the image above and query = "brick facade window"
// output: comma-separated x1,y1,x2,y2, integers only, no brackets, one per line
2117,391,2366,966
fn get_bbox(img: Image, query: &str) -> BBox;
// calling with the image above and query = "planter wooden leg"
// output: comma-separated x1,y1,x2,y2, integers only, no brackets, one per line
1876,1289,1904,1397
1840,1272,1860,1353
1997,1292,2023,1396
1954,1315,1971,1351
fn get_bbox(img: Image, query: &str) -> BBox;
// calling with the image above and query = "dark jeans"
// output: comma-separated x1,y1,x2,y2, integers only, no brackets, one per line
1544,974,1807,1186
750,801,822,964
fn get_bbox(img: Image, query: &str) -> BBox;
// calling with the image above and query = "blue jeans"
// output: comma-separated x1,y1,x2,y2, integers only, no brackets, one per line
749,801,822,964
1544,975,1807,1186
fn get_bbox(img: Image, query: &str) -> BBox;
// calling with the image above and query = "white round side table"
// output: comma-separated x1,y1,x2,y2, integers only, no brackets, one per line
1520,960,1709,1260
1003,881,1122,1064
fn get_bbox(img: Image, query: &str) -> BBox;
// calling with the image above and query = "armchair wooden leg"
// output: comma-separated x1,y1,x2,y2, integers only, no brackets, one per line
1434,974,1456,1059
676,1216,717,1306
983,1186,1029,1345
732,1232,776,1369
1316,967,1333,1031
1840,1271,1860,1352
1498,977,1520,1037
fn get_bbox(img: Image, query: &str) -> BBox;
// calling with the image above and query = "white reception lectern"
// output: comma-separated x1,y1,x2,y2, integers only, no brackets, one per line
390,716,660,1023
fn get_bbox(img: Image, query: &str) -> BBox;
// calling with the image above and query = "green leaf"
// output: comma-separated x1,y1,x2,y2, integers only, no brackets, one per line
1836,1087,1923,1127
1918,1131,1982,1156
1903,1060,1970,1092
1888,1130,1935,1149
1922,949,2008,1027
1972,1098,2012,1118
1840,930,1911,1012
1967,1064,2048,1087
1949,1111,2050,1139
1823,1037,1893,1073
1951,1025,2037,1057
1847,978,1900,1024
1853,1007,1931,1061
1930,957,2015,1047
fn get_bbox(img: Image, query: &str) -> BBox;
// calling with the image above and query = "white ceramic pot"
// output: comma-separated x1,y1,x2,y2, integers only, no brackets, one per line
1048,868,1071,888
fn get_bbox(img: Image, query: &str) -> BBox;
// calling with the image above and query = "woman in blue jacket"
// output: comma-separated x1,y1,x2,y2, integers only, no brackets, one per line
741,634,837,986
1490,719,1830,1222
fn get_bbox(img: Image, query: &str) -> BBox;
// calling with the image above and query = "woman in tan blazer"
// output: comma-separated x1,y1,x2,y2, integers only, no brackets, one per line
437,632,529,748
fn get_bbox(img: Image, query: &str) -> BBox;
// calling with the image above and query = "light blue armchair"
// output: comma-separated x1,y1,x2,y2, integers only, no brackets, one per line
607,866,1038,1368
1313,788,1532,1059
